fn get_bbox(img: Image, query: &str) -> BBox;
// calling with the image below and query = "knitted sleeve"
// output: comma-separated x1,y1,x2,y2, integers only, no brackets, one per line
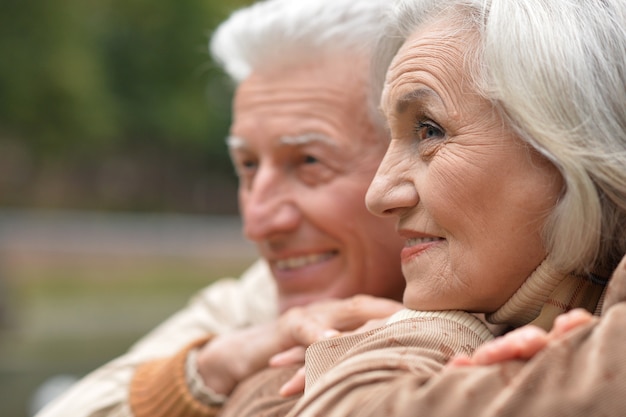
129,336,220,417
288,311,493,417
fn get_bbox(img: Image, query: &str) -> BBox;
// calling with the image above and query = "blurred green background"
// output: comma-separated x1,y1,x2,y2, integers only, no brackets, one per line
0,1,259,415
0,0,257,214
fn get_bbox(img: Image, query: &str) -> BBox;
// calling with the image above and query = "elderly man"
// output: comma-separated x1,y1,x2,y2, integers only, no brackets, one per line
35,0,405,416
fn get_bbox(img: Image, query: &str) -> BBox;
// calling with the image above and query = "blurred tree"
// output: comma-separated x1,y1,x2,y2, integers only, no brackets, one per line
0,0,255,214
0,0,118,151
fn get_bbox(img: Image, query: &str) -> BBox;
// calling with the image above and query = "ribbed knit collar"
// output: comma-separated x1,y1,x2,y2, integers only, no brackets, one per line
393,259,607,334
486,259,607,330
387,309,494,342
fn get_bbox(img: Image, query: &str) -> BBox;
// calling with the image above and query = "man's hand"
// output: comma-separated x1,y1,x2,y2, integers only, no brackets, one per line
196,295,402,396
271,310,398,397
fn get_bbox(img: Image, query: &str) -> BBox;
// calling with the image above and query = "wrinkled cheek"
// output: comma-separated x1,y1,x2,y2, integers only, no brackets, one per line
425,173,472,225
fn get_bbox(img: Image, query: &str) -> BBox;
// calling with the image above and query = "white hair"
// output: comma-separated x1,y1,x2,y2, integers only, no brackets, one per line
376,0,626,276
210,0,391,134
210,0,388,83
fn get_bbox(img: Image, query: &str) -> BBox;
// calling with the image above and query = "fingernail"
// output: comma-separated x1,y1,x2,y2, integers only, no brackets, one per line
322,330,340,339
518,326,543,340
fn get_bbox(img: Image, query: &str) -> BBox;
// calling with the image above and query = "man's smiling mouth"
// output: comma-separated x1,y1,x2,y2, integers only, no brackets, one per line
275,251,337,270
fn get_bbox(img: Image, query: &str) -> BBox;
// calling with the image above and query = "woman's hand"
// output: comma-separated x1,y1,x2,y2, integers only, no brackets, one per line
448,308,594,367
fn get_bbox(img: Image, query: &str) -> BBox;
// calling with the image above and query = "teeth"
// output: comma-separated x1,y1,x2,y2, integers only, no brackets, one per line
405,237,442,247
275,252,334,270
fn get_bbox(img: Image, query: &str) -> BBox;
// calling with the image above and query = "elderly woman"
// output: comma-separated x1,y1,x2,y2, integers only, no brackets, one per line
253,0,626,416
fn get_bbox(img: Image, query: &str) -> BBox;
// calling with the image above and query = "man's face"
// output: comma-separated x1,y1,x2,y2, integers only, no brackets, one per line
229,55,405,312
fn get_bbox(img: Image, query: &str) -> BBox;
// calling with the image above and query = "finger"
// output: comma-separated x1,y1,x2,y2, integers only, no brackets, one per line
503,326,549,360
357,318,389,332
331,296,403,330
471,326,548,365
279,366,306,397
288,320,341,347
445,354,473,368
269,346,306,367
278,308,340,348
284,296,401,345
550,308,594,340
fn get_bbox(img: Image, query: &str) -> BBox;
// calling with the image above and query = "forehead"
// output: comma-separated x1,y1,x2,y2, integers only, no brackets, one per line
230,54,379,148
381,17,478,115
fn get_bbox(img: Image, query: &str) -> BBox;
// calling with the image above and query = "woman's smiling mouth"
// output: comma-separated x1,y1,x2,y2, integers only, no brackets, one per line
401,236,444,262
405,236,444,247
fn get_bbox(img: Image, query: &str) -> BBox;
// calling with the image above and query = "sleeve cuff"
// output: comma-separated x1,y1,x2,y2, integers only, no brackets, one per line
186,347,228,406
130,335,220,417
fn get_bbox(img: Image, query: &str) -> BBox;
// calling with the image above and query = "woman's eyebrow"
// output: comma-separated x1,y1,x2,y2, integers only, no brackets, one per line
395,88,439,114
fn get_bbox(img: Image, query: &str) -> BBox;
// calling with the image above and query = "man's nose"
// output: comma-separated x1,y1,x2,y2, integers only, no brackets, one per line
241,167,300,241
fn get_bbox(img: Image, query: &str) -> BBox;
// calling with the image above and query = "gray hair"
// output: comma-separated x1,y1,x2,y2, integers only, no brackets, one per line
210,0,391,134
375,0,626,276
211,0,387,82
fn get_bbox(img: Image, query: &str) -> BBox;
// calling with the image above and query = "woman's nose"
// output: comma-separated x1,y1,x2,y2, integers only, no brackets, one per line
366,146,419,217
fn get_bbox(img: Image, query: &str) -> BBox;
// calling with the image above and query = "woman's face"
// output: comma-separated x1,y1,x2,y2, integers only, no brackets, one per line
366,18,563,312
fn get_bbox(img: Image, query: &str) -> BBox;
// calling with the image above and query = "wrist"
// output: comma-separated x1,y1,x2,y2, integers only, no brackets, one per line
186,347,228,405
196,335,240,396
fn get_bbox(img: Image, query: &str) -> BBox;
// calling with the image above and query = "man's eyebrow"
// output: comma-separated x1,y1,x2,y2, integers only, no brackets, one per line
226,133,337,150
226,135,247,149
279,133,336,147
395,88,439,114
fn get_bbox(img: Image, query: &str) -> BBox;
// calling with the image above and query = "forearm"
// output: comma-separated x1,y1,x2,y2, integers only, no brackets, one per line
300,304,626,417
35,261,276,417
40,335,239,417
417,304,626,417
290,312,492,417
130,337,222,417
35,303,236,417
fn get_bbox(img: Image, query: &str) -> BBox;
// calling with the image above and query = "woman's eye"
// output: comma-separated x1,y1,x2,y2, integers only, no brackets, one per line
415,121,444,141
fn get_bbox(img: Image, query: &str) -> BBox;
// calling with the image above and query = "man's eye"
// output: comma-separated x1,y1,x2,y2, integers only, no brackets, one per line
415,121,444,141
303,155,319,164
233,158,258,180
241,159,258,169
